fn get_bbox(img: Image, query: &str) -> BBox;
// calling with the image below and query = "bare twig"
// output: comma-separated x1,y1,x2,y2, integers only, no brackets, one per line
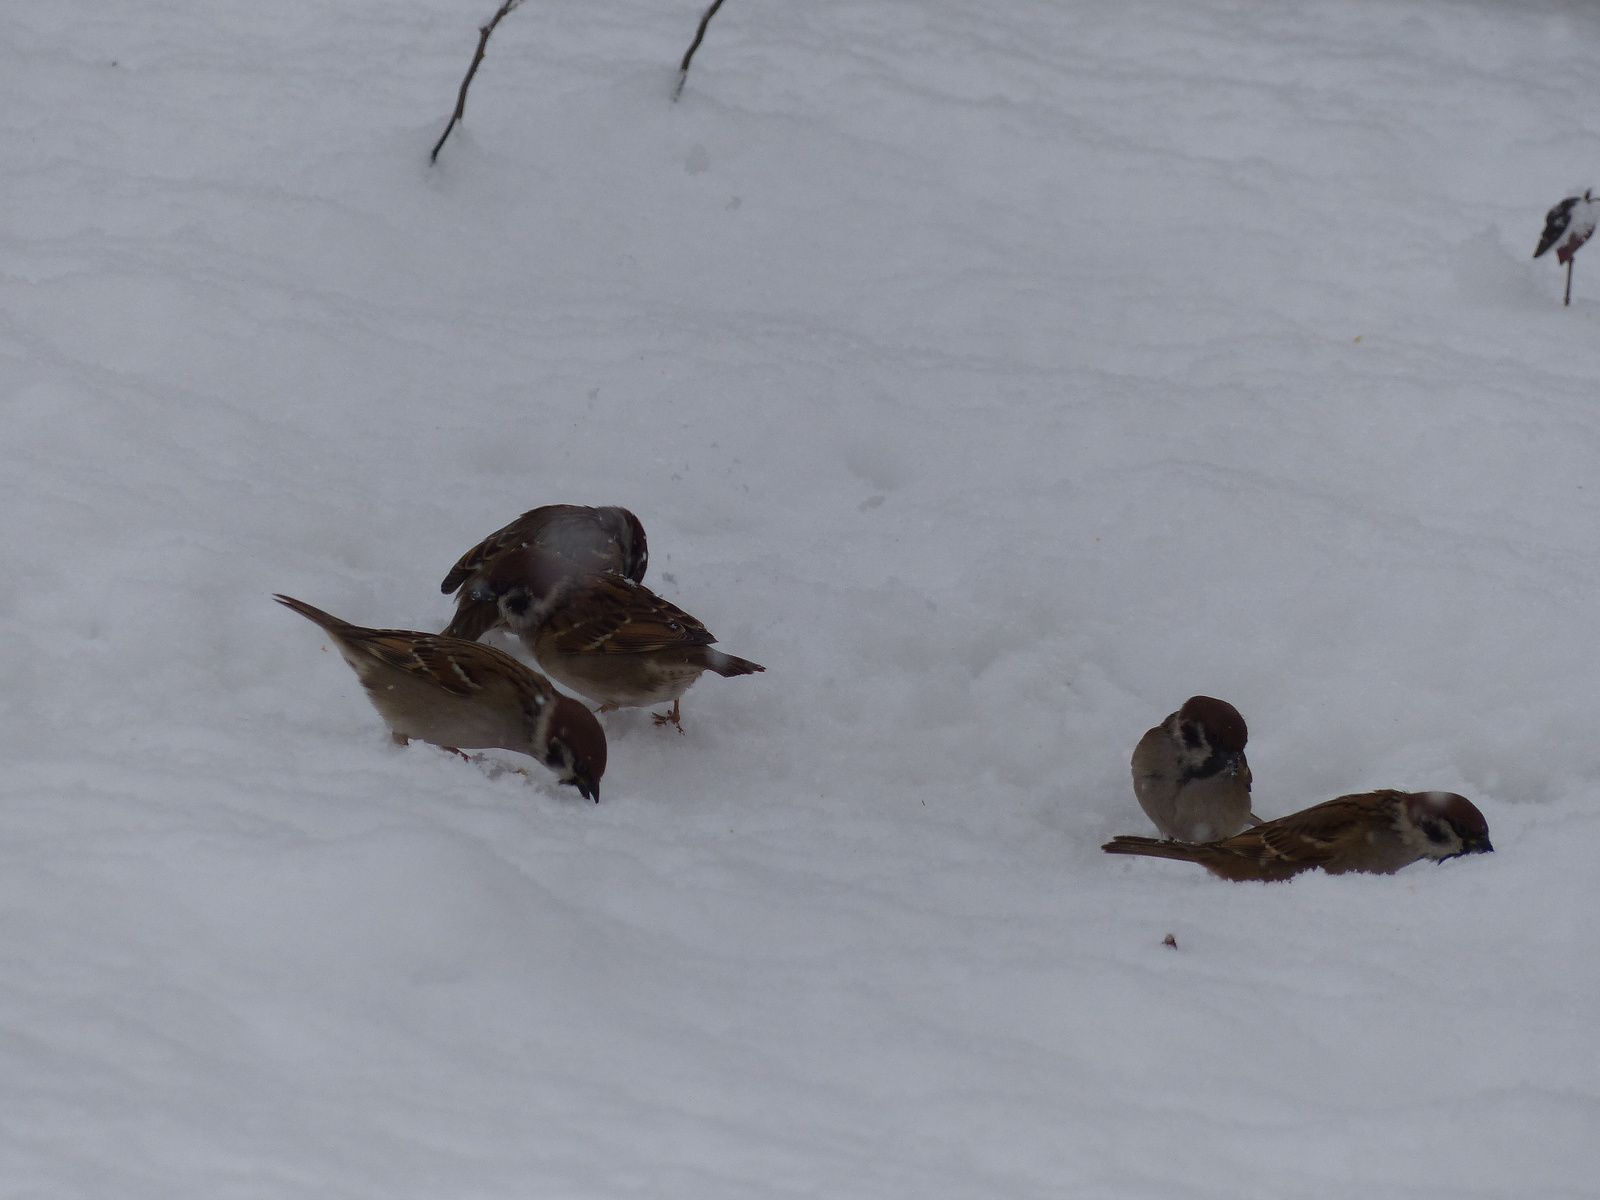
431,0,526,165
673,0,727,101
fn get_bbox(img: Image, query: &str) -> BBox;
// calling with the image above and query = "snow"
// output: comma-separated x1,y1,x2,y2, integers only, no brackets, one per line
2,0,1598,1195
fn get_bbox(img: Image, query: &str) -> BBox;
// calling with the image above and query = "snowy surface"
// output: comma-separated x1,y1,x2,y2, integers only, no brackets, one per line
2,0,1598,1195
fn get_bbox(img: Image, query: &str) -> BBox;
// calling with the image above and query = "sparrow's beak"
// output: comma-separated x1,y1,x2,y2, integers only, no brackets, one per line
574,776,599,804
1225,751,1242,777
1463,834,1493,855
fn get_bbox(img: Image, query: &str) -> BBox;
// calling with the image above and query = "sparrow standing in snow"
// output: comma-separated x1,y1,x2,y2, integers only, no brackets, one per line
441,504,648,641
1130,696,1259,842
1534,189,1598,306
275,594,606,800
472,549,765,729
1102,789,1492,881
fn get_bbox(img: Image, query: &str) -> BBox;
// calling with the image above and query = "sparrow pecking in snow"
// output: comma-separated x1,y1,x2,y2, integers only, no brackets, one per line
1102,789,1492,881
441,504,648,641
470,548,765,729
275,594,607,800
1130,696,1260,842
1534,189,1598,306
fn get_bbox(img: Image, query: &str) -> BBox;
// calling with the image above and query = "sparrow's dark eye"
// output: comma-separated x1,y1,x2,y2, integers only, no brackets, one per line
504,592,530,617
1180,721,1204,750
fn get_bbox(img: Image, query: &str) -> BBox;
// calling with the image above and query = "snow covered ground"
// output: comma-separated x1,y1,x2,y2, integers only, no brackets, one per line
2,0,1598,1194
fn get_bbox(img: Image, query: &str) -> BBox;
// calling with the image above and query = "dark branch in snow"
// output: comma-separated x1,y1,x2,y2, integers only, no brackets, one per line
673,0,727,102
431,0,526,165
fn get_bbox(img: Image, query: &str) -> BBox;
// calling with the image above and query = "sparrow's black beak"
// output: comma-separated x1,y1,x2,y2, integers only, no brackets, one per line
573,776,599,803
1225,751,1242,777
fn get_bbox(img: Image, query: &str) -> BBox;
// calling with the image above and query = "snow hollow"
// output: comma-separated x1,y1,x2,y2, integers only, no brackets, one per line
1,0,1597,1196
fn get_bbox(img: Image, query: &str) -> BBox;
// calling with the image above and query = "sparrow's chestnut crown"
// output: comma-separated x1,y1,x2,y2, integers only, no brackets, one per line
1176,695,1248,754
1405,791,1493,856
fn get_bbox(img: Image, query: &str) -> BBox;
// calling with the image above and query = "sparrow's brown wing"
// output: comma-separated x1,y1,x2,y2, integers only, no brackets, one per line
351,630,537,699
440,507,571,595
1246,791,1404,868
1106,793,1406,882
539,507,647,583
442,506,645,596
608,508,648,584
539,576,717,655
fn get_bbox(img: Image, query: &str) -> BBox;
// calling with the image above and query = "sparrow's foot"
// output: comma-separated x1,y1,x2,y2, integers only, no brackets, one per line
651,699,685,732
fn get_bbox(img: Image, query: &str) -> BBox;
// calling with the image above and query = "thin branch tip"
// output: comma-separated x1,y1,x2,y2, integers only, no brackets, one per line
430,0,526,165
675,0,727,99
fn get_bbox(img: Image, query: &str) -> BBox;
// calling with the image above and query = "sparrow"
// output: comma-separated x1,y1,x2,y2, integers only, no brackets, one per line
1130,696,1260,842
275,594,606,800
1534,189,1598,306
1102,789,1493,881
472,550,765,728
440,505,648,641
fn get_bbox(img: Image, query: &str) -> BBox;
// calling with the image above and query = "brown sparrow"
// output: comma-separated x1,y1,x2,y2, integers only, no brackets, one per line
440,505,648,641
1102,790,1493,881
1130,696,1260,842
473,551,764,727
275,594,606,800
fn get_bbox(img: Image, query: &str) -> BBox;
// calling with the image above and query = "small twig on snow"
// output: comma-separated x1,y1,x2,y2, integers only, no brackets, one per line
431,0,526,164
673,0,727,101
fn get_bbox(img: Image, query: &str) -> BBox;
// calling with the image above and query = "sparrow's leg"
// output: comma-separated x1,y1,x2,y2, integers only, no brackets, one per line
652,699,684,732
441,746,472,761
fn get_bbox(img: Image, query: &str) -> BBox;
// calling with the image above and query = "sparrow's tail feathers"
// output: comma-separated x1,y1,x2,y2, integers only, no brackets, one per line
1101,835,1203,862
440,600,498,642
274,593,354,635
700,649,765,677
